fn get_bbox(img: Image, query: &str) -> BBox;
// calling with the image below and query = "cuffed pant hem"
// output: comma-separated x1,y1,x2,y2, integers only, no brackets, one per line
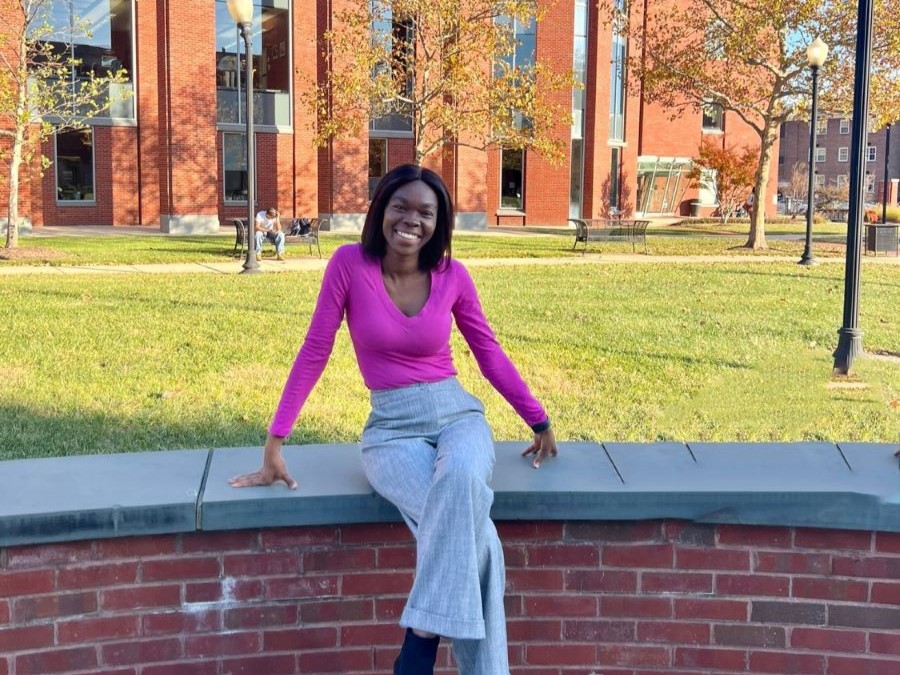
401,606,486,641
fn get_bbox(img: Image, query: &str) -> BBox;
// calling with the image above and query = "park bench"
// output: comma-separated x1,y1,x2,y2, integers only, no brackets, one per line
568,217,650,254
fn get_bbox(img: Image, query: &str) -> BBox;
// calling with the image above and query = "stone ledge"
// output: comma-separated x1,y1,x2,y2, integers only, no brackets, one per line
1,442,897,546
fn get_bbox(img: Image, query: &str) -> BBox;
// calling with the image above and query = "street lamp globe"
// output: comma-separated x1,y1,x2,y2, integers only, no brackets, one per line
226,0,253,25
807,37,829,68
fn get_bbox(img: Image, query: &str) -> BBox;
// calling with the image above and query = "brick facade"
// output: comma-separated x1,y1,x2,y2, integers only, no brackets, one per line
0,521,897,674
3,1,778,230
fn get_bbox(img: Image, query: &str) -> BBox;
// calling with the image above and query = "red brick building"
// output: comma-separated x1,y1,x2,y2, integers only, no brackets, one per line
4,0,777,232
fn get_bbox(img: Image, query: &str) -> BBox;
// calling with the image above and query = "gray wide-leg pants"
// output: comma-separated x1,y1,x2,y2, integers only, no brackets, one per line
361,378,510,675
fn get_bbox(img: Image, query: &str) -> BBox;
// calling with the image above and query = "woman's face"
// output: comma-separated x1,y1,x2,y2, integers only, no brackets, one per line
381,180,438,260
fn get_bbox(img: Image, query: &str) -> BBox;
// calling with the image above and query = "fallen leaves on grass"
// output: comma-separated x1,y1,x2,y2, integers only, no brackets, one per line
0,247,66,262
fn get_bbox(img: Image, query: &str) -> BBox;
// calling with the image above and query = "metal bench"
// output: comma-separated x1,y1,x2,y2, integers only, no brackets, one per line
284,217,327,258
569,217,650,254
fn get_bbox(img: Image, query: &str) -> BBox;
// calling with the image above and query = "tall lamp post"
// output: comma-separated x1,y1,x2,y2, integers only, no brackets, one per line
882,123,892,224
227,0,260,274
799,38,828,267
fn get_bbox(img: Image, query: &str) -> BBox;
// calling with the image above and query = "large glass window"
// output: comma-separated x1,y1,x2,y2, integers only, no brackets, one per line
608,147,621,211
370,5,414,134
609,36,627,141
56,128,94,202
223,132,248,202
35,0,135,119
702,103,724,132
569,139,583,218
369,139,387,199
636,156,691,215
501,149,524,210
216,0,291,128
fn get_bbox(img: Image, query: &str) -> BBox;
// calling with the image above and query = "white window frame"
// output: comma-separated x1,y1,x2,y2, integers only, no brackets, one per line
838,147,849,162
815,147,826,163
816,117,827,135
839,119,850,134
867,146,877,162
814,174,825,189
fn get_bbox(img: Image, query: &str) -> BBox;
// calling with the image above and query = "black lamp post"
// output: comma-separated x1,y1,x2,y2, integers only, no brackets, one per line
833,0,875,375
227,0,260,274
799,38,828,267
882,123,892,224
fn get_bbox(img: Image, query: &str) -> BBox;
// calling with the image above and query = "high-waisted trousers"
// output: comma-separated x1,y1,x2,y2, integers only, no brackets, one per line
360,377,510,675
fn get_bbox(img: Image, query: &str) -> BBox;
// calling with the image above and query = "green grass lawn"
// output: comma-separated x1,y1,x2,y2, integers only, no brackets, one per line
2,228,843,267
1,259,896,460
664,218,849,236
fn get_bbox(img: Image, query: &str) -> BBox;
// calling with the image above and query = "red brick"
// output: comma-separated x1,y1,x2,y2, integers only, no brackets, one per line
601,596,672,618
754,551,831,574
180,530,259,553
506,568,564,592
676,547,750,571
675,647,747,670
563,619,635,642
12,591,97,621
224,551,299,576
716,574,789,597
527,544,599,567
342,571,413,595
790,627,866,652
225,604,298,629
340,622,401,646
828,604,900,629
298,648,373,672
714,624,784,647
564,521,663,542
96,536,177,558
261,526,338,548
565,570,637,593
300,598,374,623
749,651,825,673
187,578,262,603
0,625,54,652
603,544,673,569
506,619,563,642
871,582,900,605
870,632,900,656
101,584,181,611
5,541,94,568
0,570,55,597
101,638,181,665
597,645,669,667
0,657,6,675
58,562,139,589
521,643,595,665
642,572,713,594
184,632,261,658
827,656,900,675
525,594,598,617
303,547,375,572
498,521,566,540
142,664,218,675
221,654,297,675
717,525,792,548
141,557,220,581
340,522,412,544
638,621,710,644
16,647,98,674
0,601,7,624
674,598,747,621
794,528,871,551
377,545,416,569
142,610,221,635
792,577,867,602
58,616,140,644
264,626,338,650
833,555,900,579
375,597,406,621
265,575,338,600
874,531,900,553
664,522,717,546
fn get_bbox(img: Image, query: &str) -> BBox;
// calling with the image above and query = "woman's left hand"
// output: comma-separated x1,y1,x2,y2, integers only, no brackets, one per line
522,428,559,469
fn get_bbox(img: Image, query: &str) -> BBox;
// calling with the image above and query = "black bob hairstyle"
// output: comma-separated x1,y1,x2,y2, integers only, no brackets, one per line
361,163,454,271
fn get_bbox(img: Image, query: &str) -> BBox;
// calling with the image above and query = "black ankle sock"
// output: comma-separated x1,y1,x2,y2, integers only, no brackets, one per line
394,628,440,675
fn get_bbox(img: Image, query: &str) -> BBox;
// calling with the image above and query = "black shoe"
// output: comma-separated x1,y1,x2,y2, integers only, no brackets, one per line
393,628,439,675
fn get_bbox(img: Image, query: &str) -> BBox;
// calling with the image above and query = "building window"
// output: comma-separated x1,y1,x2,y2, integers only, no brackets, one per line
865,173,875,192
836,174,849,188
56,128,94,202
839,119,850,134
636,156,692,215
223,133,248,202
368,139,387,199
867,146,877,162
36,0,135,119
571,0,588,141
815,147,826,163
815,174,825,189
569,139,583,218
778,155,784,165
704,18,726,59
370,4,414,133
816,117,827,135
702,103,724,132
608,147,621,211
216,0,291,128
500,148,524,210
838,147,849,162
609,34,626,141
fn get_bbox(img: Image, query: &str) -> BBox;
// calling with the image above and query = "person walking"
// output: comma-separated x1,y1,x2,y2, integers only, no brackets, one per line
229,164,558,675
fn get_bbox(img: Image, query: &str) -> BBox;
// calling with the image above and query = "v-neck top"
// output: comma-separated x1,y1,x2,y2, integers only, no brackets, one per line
268,243,546,437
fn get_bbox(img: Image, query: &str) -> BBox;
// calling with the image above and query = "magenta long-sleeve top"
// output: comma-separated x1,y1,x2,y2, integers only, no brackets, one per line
268,244,547,437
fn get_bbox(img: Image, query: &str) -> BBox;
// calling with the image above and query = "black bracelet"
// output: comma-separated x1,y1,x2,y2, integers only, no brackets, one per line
530,419,551,434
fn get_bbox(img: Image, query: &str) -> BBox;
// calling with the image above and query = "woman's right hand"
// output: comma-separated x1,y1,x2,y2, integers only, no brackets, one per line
228,435,298,489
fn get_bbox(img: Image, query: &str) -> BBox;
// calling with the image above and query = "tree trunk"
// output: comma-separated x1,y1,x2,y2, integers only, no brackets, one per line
5,145,22,249
745,125,778,249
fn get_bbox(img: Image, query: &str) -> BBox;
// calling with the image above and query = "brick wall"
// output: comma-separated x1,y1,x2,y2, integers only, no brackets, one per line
1,520,897,674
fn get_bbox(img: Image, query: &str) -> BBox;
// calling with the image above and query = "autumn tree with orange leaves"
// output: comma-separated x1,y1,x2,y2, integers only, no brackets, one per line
688,139,756,225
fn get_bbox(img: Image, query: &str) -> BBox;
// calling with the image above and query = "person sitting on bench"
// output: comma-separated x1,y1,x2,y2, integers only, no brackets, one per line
254,207,286,261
